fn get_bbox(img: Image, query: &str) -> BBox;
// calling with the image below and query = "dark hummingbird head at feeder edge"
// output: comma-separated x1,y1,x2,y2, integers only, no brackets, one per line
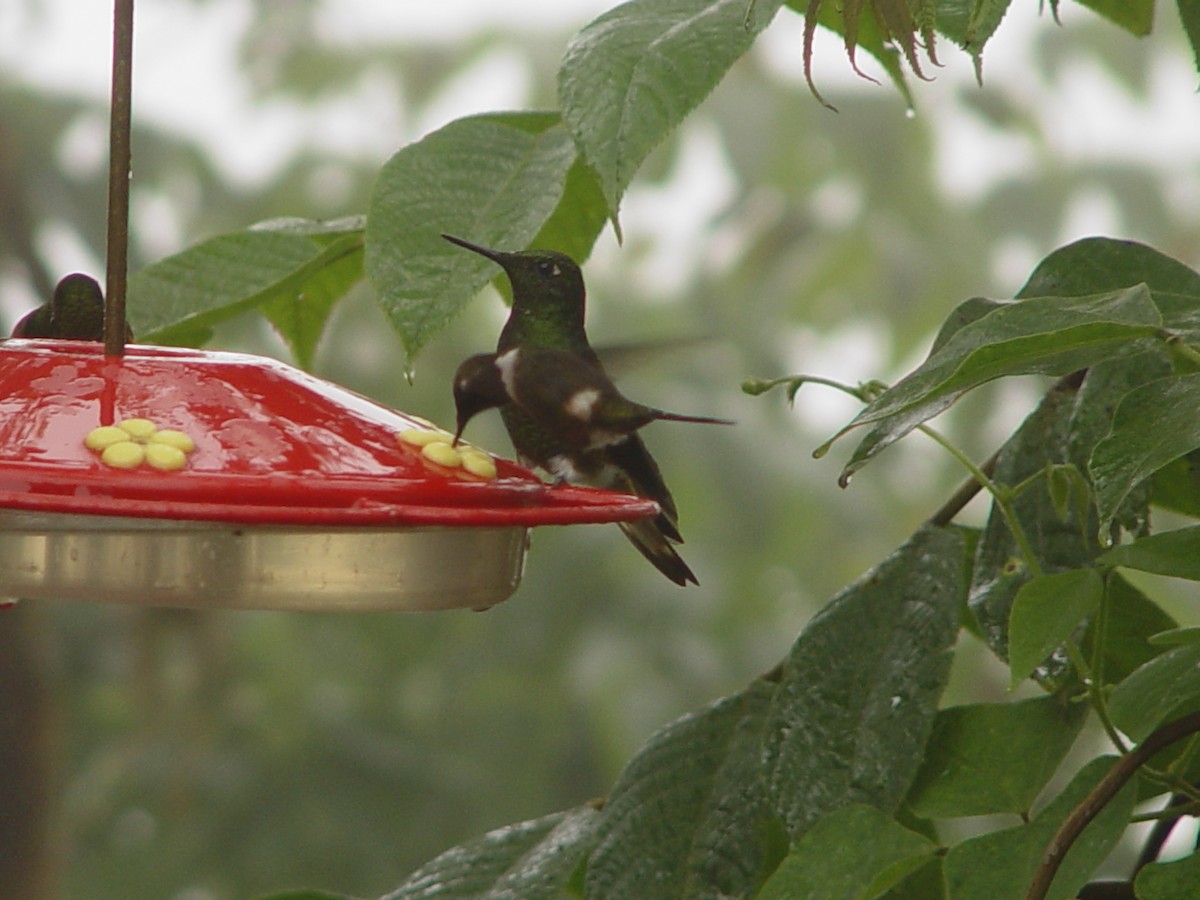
12,273,134,342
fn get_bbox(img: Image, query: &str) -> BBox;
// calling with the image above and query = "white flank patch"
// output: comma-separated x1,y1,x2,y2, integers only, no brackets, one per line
546,454,582,482
565,387,601,421
495,347,521,397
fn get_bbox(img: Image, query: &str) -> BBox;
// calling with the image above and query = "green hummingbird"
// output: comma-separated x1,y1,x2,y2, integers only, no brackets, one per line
443,234,718,586
453,347,732,451
11,273,131,341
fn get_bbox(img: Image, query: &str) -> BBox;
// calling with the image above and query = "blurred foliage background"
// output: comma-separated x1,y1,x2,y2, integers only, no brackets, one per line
2,1,1199,897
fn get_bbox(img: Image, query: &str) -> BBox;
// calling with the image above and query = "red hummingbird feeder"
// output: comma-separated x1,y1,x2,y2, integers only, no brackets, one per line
0,1,657,612
0,340,657,610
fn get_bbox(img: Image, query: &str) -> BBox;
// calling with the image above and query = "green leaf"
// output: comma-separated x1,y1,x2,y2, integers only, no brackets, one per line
936,0,1012,76
1075,0,1154,35
526,155,610,266
1107,642,1200,743
253,893,350,900
906,696,1088,819
1150,452,1200,518
259,233,364,369
1135,848,1200,898
1017,237,1200,301
1179,0,1200,79
766,526,965,836
559,0,784,216
129,229,354,345
585,679,781,899
1085,574,1178,684
382,805,602,899
822,286,1163,482
1020,238,1200,346
364,112,579,362
970,352,1170,671
927,296,1011,354
1008,568,1103,687
1100,525,1200,581
1090,375,1200,535
942,756,1136,900
756,805,936,900
1149,626,1200,647
879,857,945,900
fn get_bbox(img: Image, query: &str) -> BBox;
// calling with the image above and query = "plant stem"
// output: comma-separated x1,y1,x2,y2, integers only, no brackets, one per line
918,424,1044,577
1026,712,1200,900
104,0,134,357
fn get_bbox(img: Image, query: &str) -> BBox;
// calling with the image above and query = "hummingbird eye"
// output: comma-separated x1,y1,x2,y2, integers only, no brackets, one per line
536,260,560,277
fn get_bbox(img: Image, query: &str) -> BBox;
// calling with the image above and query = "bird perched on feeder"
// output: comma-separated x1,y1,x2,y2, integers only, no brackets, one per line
453,347,732,453
11,273,132,341
443,233,726,586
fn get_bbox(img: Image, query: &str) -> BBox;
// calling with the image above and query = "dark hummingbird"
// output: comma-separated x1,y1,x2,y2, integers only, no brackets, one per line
443,233,717,586
11,273,131,341
453,347,732,451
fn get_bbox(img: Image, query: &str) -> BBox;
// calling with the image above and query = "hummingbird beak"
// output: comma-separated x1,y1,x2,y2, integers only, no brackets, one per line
441,234,509,267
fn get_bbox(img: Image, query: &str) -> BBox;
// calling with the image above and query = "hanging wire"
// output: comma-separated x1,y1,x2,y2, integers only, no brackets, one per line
104,0,134,357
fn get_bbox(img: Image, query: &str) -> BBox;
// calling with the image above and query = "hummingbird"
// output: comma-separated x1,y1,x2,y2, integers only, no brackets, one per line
453,347,732,451
11,273,131,341
443,233,717,586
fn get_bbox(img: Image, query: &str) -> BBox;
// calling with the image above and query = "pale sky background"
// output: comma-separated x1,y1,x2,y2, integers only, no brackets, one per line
3,1,1196,198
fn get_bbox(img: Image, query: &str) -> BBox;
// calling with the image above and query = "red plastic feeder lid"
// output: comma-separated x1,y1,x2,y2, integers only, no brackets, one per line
0,340,657,526
0,340,658,612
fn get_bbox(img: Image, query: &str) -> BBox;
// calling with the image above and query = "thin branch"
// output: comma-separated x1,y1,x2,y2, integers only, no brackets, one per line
926,448,999,527
1026,712,1200,900
104,0,134,356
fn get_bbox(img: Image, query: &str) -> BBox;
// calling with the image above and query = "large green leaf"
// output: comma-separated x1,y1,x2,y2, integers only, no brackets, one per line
1075,0,1154,35
1017,237,1200,346
821,286,1163,483
1016,237,1200,301
1007,568,1103,687
260,232,364,369
1083,574,1178,685
381,805,601,899
765,526,965,836
128,219,363,347
1107,642,1200,744
527,156,611,265
364,112,579,362
1090,375,1200,535
1100,525,1200,581
584,679,781,900
756,805,936,900
942,756,1136,900
558,0,784,217
905,696,1088,819
1135,848,1200,899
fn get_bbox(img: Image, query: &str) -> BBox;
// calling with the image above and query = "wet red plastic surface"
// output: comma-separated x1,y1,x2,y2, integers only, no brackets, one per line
0,340,659,526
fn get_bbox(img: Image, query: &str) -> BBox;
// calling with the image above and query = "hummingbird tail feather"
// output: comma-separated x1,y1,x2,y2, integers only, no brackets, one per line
618,520,698,586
